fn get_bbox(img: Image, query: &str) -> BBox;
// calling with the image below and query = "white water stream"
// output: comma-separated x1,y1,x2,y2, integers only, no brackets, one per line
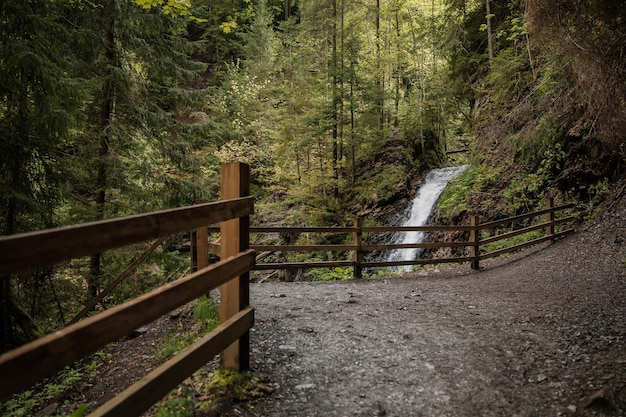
387,165,469,271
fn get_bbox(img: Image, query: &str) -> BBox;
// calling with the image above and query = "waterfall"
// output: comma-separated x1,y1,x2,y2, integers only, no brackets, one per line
387,165,469,271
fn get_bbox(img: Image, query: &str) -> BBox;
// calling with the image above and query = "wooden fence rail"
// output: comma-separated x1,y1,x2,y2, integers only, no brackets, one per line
0,162,254,417
204,198,575,278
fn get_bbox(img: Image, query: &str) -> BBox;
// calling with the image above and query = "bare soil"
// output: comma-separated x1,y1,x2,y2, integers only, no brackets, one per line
39,195,625,417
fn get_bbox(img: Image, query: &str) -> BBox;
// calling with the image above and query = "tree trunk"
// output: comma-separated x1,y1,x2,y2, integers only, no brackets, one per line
394,9,400,127
331,0,339,199
89,9,116,300
349,60,356,190
339,0,344,168
376,0,383,132
486,0,494,63
284,0,291,20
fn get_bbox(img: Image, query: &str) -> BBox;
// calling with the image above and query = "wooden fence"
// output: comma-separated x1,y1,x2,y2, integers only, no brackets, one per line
210,198,573,278
0,162,254,417
0,160,576,416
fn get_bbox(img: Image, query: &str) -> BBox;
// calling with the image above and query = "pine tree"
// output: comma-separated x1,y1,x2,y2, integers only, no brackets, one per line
0,0,84,349
66,0,207,300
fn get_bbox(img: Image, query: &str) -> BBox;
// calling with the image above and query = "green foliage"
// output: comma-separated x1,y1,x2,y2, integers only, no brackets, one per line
438,144,567,221
154,395,195,417
499,143,566,213
68,404,87,417
507,118,568,171
354,165,406,209
497,17,528,42
153,332,189,364
580,177,611,219
0,0,84,236
309,267,353,282
480,228,544,255
153,368,270,416
193,295,220,332
483,48,530,109
195,370,255,414
0,353,109,417
437,163,503,218
499,174,544,213
105,244,189,304
132,0,192,17
154,296,220,364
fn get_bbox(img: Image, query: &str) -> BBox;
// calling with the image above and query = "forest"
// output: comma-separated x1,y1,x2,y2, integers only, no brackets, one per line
0,0,625,403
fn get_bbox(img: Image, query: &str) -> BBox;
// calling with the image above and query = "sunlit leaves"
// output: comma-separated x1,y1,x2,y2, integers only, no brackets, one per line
131,0,191,17
220,20,239,34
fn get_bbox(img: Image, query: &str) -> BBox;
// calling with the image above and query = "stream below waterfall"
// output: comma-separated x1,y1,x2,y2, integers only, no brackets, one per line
386,165,469,271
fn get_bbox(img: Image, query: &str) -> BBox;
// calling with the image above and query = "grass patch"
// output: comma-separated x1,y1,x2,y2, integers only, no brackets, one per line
153,296,220,364
193,295,220,331
480,228,544,255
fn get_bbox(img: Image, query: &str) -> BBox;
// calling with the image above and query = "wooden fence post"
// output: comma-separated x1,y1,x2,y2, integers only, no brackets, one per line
191,200,210,273
546,197,555,242
219,162,251,371
190,230,198,272
470,215,480,270
353,218,363,278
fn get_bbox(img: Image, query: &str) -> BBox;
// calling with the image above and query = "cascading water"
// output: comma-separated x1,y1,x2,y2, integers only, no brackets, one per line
387,165,469,271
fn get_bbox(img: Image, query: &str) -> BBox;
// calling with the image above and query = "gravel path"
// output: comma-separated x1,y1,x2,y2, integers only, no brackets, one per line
243,203,626,417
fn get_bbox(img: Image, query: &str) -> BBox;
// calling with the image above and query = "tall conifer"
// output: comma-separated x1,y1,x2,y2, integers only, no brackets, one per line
0,0,83,349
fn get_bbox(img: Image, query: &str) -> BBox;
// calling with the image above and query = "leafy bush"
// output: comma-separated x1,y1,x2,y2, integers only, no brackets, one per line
437,163,503,219
354,165,406,208
308,267,353,281
499,143,566,213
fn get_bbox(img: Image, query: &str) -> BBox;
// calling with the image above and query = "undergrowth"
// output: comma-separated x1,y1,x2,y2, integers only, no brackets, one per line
479,229,544,255
154,369,273,417
0,352,111,417
0,296,223,417
309,267,353,281
154,296,220,364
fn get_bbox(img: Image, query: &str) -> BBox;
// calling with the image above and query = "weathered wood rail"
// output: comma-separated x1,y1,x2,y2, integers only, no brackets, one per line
205,198,575,278
0,162,254,417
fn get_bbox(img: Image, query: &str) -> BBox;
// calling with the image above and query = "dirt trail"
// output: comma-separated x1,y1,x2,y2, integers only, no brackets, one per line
242,204,626,416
